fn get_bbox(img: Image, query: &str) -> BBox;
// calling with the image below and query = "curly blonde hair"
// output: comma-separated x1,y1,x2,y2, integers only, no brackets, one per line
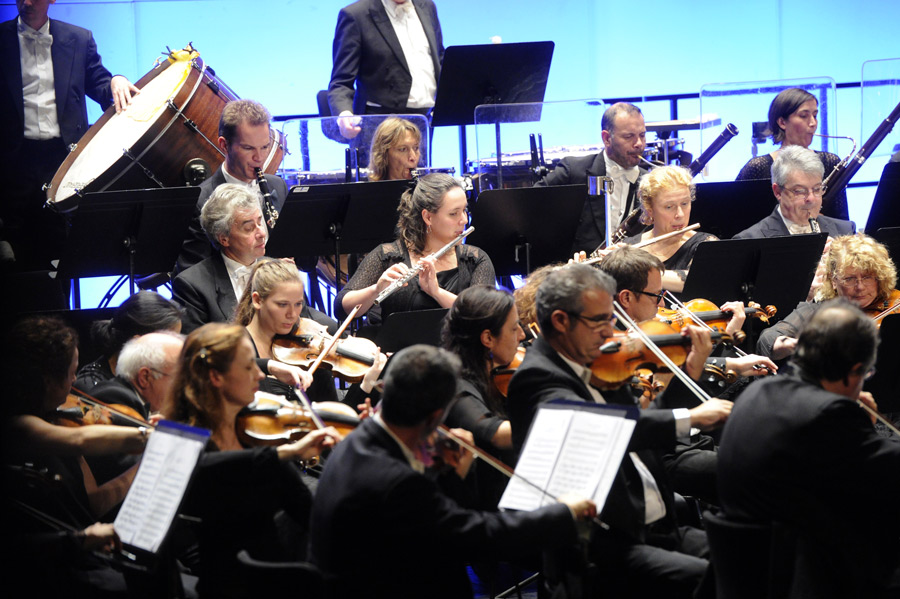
162,323,248,432
637,165,694,225
815,234,897,304
234,258,305,326
368,117,421,182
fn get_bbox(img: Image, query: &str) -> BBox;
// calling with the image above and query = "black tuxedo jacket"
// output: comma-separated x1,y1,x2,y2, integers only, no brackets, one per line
309,418,577,599
172,252,237,334
327,0,443,116
507,336,680,541
536,150,647,254
732,206,855,239
0,18,113,158
174,166,289,274
718,375,900,596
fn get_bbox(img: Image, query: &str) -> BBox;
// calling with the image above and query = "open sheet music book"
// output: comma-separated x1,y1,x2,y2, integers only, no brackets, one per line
499,400,637,512
114,420,210,554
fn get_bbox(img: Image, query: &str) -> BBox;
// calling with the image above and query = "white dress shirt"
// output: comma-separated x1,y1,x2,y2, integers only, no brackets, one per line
380,0,437,109
221,253,255,300
777,205,815,234
18,17,60,141
603,151,641,232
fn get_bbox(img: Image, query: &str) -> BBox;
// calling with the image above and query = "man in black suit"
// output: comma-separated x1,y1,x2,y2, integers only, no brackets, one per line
507,263,733,598
733,145,855,239
536,102,649,254
309,344,596,599
0,0,137,270
718,300,900,597
175,99,287,273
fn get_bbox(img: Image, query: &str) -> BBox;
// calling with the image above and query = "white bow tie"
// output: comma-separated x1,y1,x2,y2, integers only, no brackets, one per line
607,162,639,183
396,1,414,16
787,221,813,235
19,27,52,47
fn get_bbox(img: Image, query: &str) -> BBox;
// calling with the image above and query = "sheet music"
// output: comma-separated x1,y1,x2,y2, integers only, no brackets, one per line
115,421,209,553
499,404,636,513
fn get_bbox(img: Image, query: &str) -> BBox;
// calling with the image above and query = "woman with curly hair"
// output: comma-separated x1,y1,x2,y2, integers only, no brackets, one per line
335,173,495,323
367,117,421,181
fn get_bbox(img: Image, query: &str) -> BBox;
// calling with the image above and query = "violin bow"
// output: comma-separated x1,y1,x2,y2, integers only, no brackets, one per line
305,304,361,378
857,401,900,437
663,291,750,358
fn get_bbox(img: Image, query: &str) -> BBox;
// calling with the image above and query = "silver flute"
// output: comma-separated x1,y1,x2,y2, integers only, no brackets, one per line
373,226,475,306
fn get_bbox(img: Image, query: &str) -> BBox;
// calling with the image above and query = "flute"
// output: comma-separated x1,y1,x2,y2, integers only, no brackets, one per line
582,223,700,266
373,226,474,306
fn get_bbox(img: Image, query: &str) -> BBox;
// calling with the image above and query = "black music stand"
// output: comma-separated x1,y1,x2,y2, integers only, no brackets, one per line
691,180,776,239
865,314,900,413
870,227,900,269
467,185,585,277
267,180,411,288
431,41,554,172
681,234,828,319
865,162,900,232
57,187,200,296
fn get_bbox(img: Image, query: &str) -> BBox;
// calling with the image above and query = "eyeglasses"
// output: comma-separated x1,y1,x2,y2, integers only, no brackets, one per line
780,185,826,198
149,367,172,379
632,289,665,303
567,311,617,330
855,366,877,380
835,274,876,287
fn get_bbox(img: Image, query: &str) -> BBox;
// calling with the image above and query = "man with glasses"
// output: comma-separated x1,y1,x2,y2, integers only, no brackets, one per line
507,263,732,599
734,145,855,239
718,300,900,597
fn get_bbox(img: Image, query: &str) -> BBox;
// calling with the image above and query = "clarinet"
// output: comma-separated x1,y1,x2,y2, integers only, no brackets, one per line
688,123,739,178
822,98,900,206
255,167,279,228
373,226,474,306
588,207,643,258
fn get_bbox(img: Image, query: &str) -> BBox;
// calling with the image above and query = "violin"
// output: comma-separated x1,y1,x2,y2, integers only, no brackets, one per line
866,289,900,328
271,317,379,383
590,320,733,389
54,392,148,428
490,346,526,398
236,392,359,447
656,298,777,342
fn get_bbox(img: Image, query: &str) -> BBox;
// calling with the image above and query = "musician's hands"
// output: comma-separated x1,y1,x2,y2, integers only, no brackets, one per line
361,349,387,394
725,354,778,377
267,361,314,391
569,251,587,264
720,301,747,337
688,397,733,431
417,254,441,298
110,75,139,113
356,397,375,420
277,426,342,462
337,111,362,139
447,428,477,480
375,263,410,296
682,325,713,381
80,522,121,553
858,391,878,426
771,335,798,360
557,493,598,522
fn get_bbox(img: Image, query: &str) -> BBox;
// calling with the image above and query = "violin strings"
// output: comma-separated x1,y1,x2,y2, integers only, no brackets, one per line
663,292,749,358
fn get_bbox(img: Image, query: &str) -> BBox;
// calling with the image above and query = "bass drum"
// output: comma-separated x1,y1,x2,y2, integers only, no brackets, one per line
46,47,285,213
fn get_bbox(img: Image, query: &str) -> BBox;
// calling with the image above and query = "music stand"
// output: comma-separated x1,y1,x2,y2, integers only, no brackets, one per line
430,41,554,171
57,187,200,295
267,180,410,290
691,180,776,239
865,162,900,232
467,185,585,276
870,227,900,269
865,314,900,413
681,234,828,319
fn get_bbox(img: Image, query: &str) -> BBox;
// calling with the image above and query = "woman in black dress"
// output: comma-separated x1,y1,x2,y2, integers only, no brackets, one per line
736,87,848,219
335,173,495,324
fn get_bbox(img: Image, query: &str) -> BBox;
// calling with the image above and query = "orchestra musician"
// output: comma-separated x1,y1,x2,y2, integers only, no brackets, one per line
1,0,138,271
536,102,649,254
718,300,900,597
309,344,597,599
506,263,732,599
367,116,422,181
733,145,855,240
175,99,287,274
758,234,898,360
75,290,183,391
736,87,849,220
161,322,341,599
623,165,718,293
335,173,495,323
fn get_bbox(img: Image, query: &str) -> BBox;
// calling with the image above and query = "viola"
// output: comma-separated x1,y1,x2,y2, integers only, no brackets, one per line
866,289,900,328
54,391,148,428
271,317,379,383
236,392,359,447
590,320,733,389
656,298,777,343
490,346,526,398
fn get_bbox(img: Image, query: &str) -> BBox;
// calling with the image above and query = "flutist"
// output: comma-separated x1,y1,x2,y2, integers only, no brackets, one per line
335,174,495,323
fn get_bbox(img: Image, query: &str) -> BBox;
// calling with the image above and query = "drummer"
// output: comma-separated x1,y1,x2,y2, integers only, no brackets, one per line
175,99,287,273
2,0,139,273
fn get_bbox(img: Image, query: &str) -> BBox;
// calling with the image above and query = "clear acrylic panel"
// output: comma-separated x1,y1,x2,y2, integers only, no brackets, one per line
275,113,431,186
698,77,841,182
860,58,900,184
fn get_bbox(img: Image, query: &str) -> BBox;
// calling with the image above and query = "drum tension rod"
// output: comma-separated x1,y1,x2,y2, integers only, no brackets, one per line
122,149,165,188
